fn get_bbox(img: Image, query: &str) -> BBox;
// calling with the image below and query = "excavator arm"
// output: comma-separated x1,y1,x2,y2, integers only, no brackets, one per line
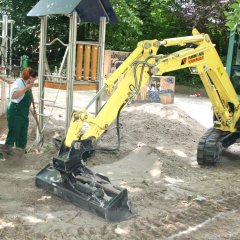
153,29,240,132
66,29,240,149
65,39,160,146
152,29,240,165
36,29,240,222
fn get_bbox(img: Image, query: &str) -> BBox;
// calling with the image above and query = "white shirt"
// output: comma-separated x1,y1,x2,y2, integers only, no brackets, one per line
10,78,26,103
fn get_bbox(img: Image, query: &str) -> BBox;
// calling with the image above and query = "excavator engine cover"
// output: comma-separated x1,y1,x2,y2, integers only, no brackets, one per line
36,164,135,222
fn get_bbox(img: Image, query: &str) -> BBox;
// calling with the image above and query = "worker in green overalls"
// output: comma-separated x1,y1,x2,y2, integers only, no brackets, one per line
0,67,38,160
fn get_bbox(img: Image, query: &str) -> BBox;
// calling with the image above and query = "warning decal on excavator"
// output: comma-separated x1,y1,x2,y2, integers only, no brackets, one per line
181,57,187,65
188,52,204,63
181,52,204,65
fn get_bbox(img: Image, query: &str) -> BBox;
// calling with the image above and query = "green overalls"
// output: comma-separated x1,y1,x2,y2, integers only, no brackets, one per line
5,81,32,149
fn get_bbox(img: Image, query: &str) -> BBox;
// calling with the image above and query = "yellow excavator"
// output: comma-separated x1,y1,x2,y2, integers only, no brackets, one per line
36,29,240,221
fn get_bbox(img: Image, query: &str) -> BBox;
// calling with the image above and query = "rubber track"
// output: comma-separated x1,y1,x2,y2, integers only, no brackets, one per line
197,127,223,165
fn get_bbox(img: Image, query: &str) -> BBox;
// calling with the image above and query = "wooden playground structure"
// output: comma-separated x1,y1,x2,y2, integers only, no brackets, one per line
43,43,100,91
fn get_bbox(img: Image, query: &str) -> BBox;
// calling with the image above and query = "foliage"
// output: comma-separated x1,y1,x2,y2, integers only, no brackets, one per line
175,0,232,56
167,0,233,86
106,0,189,51
0,0,39,67
0,0,235,86
106,0,143,51
225,0,240,31
0,0,69,69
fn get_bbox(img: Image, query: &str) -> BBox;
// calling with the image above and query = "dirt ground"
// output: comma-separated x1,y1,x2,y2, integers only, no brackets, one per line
1,91,240,240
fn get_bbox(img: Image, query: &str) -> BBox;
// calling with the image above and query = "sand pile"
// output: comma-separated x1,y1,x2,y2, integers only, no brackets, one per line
1,102,240,239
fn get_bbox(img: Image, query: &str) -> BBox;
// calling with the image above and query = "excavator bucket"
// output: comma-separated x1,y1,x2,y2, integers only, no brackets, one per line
35,163,136,222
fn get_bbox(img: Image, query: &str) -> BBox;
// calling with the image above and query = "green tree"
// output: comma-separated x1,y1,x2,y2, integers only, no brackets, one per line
0,0,233,86
106,0,189,51
175,0,233,56
0,0,69,69
0,0,40,67
225,0,240,31
106,0,143,51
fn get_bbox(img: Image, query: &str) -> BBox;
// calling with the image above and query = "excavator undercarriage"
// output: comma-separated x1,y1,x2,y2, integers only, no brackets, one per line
197,128,240,165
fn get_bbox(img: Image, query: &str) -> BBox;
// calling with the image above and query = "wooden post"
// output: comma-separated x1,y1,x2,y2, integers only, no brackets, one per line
84,45,91,80
76,44,83,80
91,45,98,81
104,50,112,79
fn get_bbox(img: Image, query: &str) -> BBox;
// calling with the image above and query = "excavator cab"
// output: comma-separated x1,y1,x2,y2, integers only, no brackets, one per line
226,30,240,96
195,30,240,166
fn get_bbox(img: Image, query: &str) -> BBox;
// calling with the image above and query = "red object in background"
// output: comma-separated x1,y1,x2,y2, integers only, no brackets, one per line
190,92,201,97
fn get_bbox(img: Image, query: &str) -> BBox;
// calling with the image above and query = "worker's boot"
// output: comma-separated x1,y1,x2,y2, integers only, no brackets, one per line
8,148,25,157
0,152,6,161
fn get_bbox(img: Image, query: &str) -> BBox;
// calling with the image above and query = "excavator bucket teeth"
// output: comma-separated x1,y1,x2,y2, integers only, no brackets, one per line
35,164,136,222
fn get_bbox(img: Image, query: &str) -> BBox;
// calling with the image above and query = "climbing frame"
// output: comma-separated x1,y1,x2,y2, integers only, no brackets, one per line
27,0,118,132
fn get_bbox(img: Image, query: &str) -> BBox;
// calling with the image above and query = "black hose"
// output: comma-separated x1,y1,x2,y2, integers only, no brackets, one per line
132,55,161,95
95,101,126,152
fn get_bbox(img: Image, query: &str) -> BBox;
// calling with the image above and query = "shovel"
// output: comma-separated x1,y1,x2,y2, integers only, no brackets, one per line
28,90,44,152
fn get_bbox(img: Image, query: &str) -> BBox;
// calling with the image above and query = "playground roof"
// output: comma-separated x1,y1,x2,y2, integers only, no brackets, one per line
27,0,118,24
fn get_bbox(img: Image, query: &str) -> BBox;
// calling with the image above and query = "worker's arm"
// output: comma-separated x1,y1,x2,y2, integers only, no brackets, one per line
12,84,33,99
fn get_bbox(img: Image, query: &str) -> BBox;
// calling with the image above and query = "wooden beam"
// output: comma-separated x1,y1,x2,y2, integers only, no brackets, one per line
76,44,83,80
44,81,98,91
91,45,98,81
84,45,91,80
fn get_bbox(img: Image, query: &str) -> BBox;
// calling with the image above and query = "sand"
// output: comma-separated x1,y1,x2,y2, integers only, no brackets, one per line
1,92,240,240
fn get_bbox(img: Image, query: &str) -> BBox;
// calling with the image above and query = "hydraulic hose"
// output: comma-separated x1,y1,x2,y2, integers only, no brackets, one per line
95,102,126,152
